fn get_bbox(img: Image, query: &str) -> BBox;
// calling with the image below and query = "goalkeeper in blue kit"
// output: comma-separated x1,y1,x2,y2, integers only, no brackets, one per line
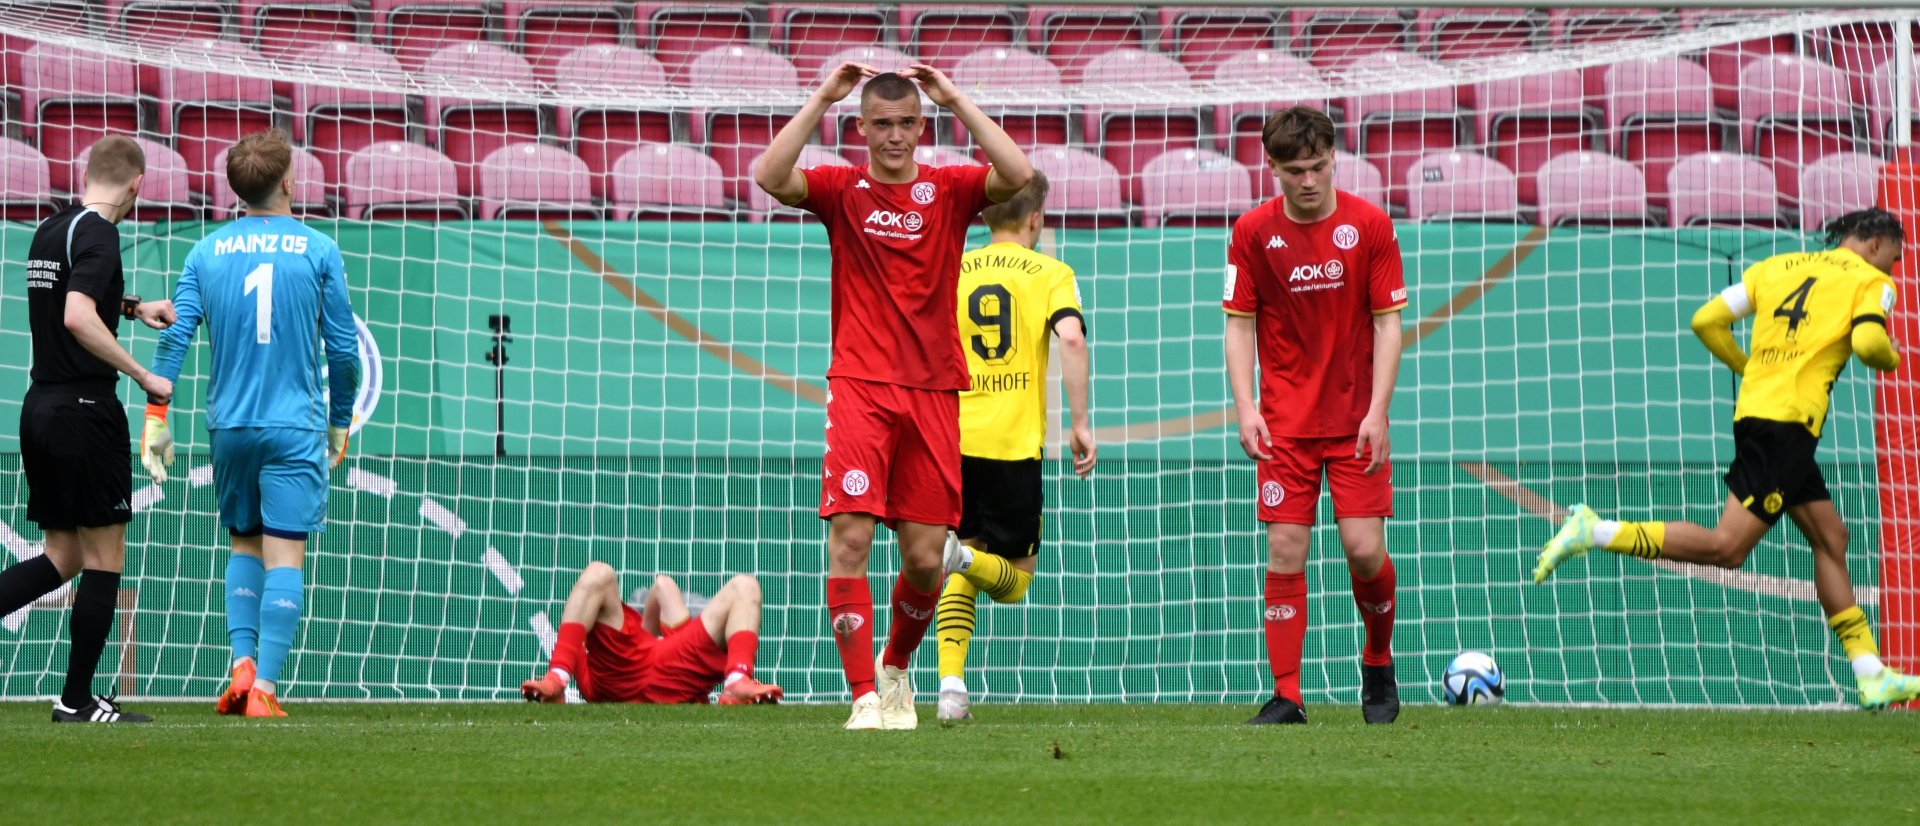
142,130,360,718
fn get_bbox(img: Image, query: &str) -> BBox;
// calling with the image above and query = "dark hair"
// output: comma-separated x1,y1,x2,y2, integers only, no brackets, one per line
85,135,146,187
861,72,920,107
227,129,294,208
1824,207,1905,248
1260,105,1336,163
983,171,1049,230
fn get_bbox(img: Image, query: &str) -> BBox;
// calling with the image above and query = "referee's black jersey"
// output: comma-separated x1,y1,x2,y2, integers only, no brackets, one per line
26,205,123,386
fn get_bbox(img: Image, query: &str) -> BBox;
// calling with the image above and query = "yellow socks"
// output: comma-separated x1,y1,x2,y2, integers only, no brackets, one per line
1827,605,1887,677
962,550,1033,604
937,574,979,681
1599,521,1665,559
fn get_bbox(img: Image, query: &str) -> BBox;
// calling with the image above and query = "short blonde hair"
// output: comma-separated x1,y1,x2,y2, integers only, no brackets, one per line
85,135,146,187
227,129,294,207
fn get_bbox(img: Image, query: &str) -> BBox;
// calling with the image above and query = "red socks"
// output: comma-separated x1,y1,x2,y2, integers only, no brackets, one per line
1263,571,1307,702
826,577,877,698
882,574,940,671
725,631,758,680
551,621,587,678
1351,555,1396,667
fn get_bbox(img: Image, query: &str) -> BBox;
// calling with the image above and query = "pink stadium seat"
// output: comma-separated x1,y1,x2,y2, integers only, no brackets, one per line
681,45,800,91
74,137,197,221
1681,10,1798,111
158,39,282,195
945,48,1070,161
240,0,365,61
207,143,330,219
1137,148,1254,228
20,43,145,191
553,45,672,199
771,4,890,78
1027,5,1149,81
1289,8,1406,71
741,145,843,220
288,41,413,194
1809,21,1920,104
1535,150,1650,227
1416,7,1538,62
1027,145,1126,227
0,137,57,221
106,0,229,46
1738,55,1859,200
1604,57,1727,210
815,47,917,165
476,142,598,220
1158,7,1283,71
1077,49,1199,203
899,5,1020,67
1666,151,1779,228
1798,152,1882,233
370,0,493,74
1550,9,1675,95
687,46,801,200
609,143,726,220
909,145,982,168
1405,151,1518,222
499,1,628,86
344,141,466,220
1475,69,1599,204
1205,51,1328,198
1344,52,1461,209
1869,57,1920,148
632,3,753,83
419,42,547,197
1333,150,1387,212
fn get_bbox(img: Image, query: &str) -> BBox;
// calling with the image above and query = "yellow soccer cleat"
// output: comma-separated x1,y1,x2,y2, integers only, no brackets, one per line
1534,504,1600,584
1857,667,1920,710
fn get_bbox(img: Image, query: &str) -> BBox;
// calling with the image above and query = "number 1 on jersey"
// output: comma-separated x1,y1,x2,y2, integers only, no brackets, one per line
243,262,273,344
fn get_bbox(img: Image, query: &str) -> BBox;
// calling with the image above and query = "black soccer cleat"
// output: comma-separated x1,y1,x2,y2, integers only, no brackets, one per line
1361,663,1400,725
1245,694,1308,725
52,694,151,724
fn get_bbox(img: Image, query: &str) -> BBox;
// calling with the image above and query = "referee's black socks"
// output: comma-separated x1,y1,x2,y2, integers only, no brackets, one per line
0,554,65,616
61,569,120,709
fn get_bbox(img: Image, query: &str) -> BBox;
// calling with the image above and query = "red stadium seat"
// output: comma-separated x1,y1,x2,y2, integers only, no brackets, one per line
553,45,672,199
1809,20,1920,105
1333,150,1387,212
609,143,727,220
106,0,229,46
1405,151,1518,222
1869,57,1920,149
1548,8,1676,96
0,137,58,221
20,43,145,192
899,5,1020,67
1474,69,1600,205
1666,151,1780,228
476,142,599,220
1205,51,1328,199
1798,152,1881,233
947,48,1069,158
632,3,753,83
1289,8,1407,71
419,42,547,196
499,0,628,86
908,145,982,169
1535,150,1651,227
741,145,843,220
1343,52,1462,209
1137,148,1254,227
157,39,282,196
1027,5,1149,81
287,41,413,196
343,140,467,220
74,137,198,221
770,4,890,78
686,45,801,200
1738,55,1859,201
1416,7,1538,62
1074,49,1197,203
1027,144,1127,227
207,143,330,219
240,0,365,61
1604,57,1728,211
1681,10,1799,111
1158,7,1283,71
370,0,493,74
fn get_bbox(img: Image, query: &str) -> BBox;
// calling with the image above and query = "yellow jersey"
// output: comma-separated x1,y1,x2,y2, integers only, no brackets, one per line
956,242,1084,460
1728,247,1898,437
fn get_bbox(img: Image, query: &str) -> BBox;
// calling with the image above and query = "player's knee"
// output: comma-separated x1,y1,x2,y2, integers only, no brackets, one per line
727,574,762,604
579,561,618,588
1707,539,1753,569
1264,535,1309,572
1342,539,1386,571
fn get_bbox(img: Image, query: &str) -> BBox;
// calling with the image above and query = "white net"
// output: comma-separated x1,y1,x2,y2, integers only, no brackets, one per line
0,3,1916,705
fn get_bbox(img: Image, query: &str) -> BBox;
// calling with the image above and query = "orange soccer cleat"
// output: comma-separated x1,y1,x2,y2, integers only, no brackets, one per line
718,676,783,706
521,672,567,704
216,657,257,716
244,689,287,718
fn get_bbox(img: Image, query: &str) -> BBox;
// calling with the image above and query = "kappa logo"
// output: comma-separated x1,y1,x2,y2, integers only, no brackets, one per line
1332,224,1359,250
898,600,932,621
272,598,299,610
842,469,871,496
1359,599,1394,615
1264,604,1297,622
832,612,866,635
911,182,936,205
864,209,924,231
232,587,258,598
1288,260,1345,282
1260,481,1284,508
1267,236,1287,249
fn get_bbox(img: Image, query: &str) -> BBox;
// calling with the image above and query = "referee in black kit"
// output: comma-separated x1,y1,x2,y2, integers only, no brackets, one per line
3,135,176,723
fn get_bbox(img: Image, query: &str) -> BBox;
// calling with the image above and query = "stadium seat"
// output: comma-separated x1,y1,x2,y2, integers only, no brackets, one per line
1474,69,1600,204
19,43,145,192
1332,150,1387,212
899,5,1020,67
73,137,197,221
1797,152,1882,233
632,3,754,83
158,39,283,196
909,145,982,168
240,0,365,61
945,48,1070,161
1416,7,1539,62
1869,56,1920,149
342,140,466,220
0,137,57,221
1404,151,1519,222
370,0,493,74
1205,51,1329,198
1289,8,1407,70
1665,151,1780,228
1027,144,1126,227
1681,9,1798,111
1077,49,1199,203
553,45,672,199
1604,57,1729,210
770,4,891,78
1534,150,1651,227
687,46,801,200
288,41,413,195
1158,7,1283,72
1026,5,1149,81
499,1,629,85
207,143,330,219
1738,55,1859,201
1549,8,1676,95
476,142,599,221
419,42,547,197
815,46,916,165
1137,148,1254,227
1343,52,1462,209
741,145,844,220
1809,21,1920,104
609,143,726,220
106,0,229,46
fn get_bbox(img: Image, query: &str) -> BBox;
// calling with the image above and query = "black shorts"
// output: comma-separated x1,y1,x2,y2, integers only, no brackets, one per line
1723,418,1830,526
21,382,132,531
957,456,1043,559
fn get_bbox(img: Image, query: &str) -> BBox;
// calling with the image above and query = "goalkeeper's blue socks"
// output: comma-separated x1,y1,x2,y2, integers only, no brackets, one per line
225,553,265,663
256,566,305,692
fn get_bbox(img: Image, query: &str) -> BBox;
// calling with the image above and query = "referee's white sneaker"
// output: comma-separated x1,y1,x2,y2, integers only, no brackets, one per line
875,653,917,730
52,695,151,724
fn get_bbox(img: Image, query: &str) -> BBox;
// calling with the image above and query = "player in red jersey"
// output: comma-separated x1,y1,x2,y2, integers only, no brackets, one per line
1224,106,1409,726
755,62,1032,730
520,563,782,706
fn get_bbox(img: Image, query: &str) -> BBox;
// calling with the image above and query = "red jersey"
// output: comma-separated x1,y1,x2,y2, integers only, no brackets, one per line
1223,191,1408,438
799,163,994,390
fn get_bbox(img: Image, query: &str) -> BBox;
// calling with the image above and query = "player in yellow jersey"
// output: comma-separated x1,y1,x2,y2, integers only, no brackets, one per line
935,172,1095,720
1535,208,1920,709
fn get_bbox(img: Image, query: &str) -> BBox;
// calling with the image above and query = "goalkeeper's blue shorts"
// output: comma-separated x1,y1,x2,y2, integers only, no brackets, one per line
210,426,328,538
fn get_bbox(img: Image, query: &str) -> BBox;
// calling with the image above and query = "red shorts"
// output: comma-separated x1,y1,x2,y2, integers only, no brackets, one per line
581,605,727,704
819,376,961,528
1256,434,1394,525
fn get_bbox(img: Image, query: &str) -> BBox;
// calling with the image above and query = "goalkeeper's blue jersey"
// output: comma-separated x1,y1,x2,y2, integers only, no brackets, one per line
151,215,360,432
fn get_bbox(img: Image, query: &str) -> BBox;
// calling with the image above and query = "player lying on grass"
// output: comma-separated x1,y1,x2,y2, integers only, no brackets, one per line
1535,207,1920,709
522,563,782,705
936,172,1095,721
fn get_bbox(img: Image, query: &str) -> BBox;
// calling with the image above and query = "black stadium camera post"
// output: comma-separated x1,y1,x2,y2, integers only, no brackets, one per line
485,313,513,459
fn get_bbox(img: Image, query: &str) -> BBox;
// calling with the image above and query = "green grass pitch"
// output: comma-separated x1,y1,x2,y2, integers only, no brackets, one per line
2,703,1916,823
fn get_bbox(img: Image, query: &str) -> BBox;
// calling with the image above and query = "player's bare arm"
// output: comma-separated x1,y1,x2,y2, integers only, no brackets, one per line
1055,315,1096,477
1224,313,1270,461
901,63,1032,200
63,292,172,402
755,61,878,205
1356,309,1402,475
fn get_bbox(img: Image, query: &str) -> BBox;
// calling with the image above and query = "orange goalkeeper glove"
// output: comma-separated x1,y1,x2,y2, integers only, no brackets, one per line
140,403,174,483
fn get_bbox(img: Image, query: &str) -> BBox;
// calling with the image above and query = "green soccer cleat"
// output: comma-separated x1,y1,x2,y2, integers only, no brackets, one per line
1857,667,1920,710
1534,504,1600,585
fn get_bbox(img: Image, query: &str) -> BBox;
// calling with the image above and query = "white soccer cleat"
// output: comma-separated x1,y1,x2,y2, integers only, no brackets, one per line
937,687,972,721
942,532,970,577
875,653,917,730
844,691,883,730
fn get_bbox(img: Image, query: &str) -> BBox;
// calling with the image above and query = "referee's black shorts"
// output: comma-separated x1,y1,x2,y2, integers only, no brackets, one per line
957,455,1043,559
1722,417,1830,526
21,381,133,531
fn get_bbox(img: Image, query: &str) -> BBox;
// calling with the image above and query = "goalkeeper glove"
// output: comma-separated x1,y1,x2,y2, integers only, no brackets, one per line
140,403,175,483
327,421,351,469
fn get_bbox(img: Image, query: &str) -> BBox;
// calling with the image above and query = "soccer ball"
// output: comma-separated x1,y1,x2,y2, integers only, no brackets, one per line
1442,651,1504,706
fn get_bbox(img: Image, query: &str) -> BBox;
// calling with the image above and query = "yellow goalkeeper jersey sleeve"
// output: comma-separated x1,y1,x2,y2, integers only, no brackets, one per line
1730,247,1898,438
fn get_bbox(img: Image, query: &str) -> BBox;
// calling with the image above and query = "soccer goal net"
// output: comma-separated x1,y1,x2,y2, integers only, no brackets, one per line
0,2,1916,707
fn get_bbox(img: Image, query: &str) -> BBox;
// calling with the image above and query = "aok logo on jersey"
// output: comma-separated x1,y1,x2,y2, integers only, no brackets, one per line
865,209,924,232
1288,259,1345,282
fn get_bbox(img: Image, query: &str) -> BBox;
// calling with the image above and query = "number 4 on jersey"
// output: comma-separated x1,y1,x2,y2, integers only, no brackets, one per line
1772,276,1814,340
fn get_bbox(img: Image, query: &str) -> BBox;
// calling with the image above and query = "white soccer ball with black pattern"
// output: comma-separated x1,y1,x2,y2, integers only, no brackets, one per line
1442,651,1504,706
